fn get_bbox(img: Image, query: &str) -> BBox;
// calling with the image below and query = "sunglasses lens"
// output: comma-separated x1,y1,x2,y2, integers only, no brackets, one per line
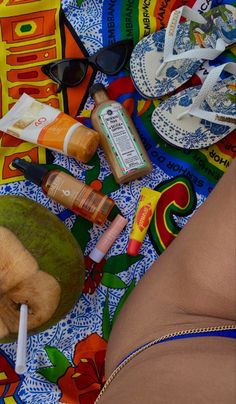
50,60,87,86
96,44,130,74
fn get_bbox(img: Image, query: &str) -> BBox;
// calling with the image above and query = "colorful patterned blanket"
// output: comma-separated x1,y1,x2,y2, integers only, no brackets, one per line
0,0,235,403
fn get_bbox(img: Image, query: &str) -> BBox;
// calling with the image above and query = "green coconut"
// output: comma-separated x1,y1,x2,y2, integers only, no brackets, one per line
0,195,85,342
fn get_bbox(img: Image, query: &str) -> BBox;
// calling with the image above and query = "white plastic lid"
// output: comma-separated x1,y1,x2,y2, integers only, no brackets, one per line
89,247,105,263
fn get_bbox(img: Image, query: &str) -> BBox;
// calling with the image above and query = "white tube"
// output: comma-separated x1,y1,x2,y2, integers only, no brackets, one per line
15,304,28,375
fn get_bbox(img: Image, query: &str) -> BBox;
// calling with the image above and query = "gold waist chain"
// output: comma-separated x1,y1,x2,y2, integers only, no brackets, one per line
95,324,236,403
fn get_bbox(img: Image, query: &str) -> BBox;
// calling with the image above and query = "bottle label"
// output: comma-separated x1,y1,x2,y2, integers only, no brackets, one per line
99,104,146,174
47,172,93,210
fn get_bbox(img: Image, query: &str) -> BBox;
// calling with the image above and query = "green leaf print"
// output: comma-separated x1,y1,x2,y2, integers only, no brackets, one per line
101,272,127,289
101,279,137,341
71,215,93,253
85,153,100,185
102,291,111,341
103,253,144,274
37,346,71,383
102,173,120,194
112,279,136,326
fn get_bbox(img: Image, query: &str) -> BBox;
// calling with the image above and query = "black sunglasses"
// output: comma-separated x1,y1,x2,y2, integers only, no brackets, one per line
41,39,133,93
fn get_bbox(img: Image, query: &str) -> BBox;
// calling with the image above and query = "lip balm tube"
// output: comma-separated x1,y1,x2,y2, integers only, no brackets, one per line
127,187,161,256
89,214,128,263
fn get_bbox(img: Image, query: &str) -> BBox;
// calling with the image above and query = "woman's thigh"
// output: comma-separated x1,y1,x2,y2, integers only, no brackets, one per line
100,337,236,404
105,159,236,376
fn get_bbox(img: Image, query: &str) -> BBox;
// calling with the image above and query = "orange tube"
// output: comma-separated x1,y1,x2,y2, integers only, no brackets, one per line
0,93,99,163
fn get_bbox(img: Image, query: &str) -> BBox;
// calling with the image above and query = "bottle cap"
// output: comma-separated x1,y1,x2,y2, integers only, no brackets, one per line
12,158,48,186
127,239,141,256
89,83,106,97
89,247,105,263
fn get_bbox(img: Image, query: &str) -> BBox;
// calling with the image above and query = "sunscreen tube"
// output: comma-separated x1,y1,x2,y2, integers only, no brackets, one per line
89,214,128,263
127,187,161,256
0,93,99,163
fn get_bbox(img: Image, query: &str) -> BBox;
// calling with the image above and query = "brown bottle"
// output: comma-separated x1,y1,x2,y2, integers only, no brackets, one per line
89,83,152,184
12,158,115,226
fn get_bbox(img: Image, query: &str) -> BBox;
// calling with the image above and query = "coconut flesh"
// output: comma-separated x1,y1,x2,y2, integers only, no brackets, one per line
0,195,85,342
0,226,61,338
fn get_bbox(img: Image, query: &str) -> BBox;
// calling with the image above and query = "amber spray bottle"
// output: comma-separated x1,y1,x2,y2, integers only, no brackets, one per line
90,83,152,184
12,158,115,226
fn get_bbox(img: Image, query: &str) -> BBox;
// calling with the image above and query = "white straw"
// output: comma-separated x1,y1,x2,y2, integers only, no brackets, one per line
15,304,28,374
